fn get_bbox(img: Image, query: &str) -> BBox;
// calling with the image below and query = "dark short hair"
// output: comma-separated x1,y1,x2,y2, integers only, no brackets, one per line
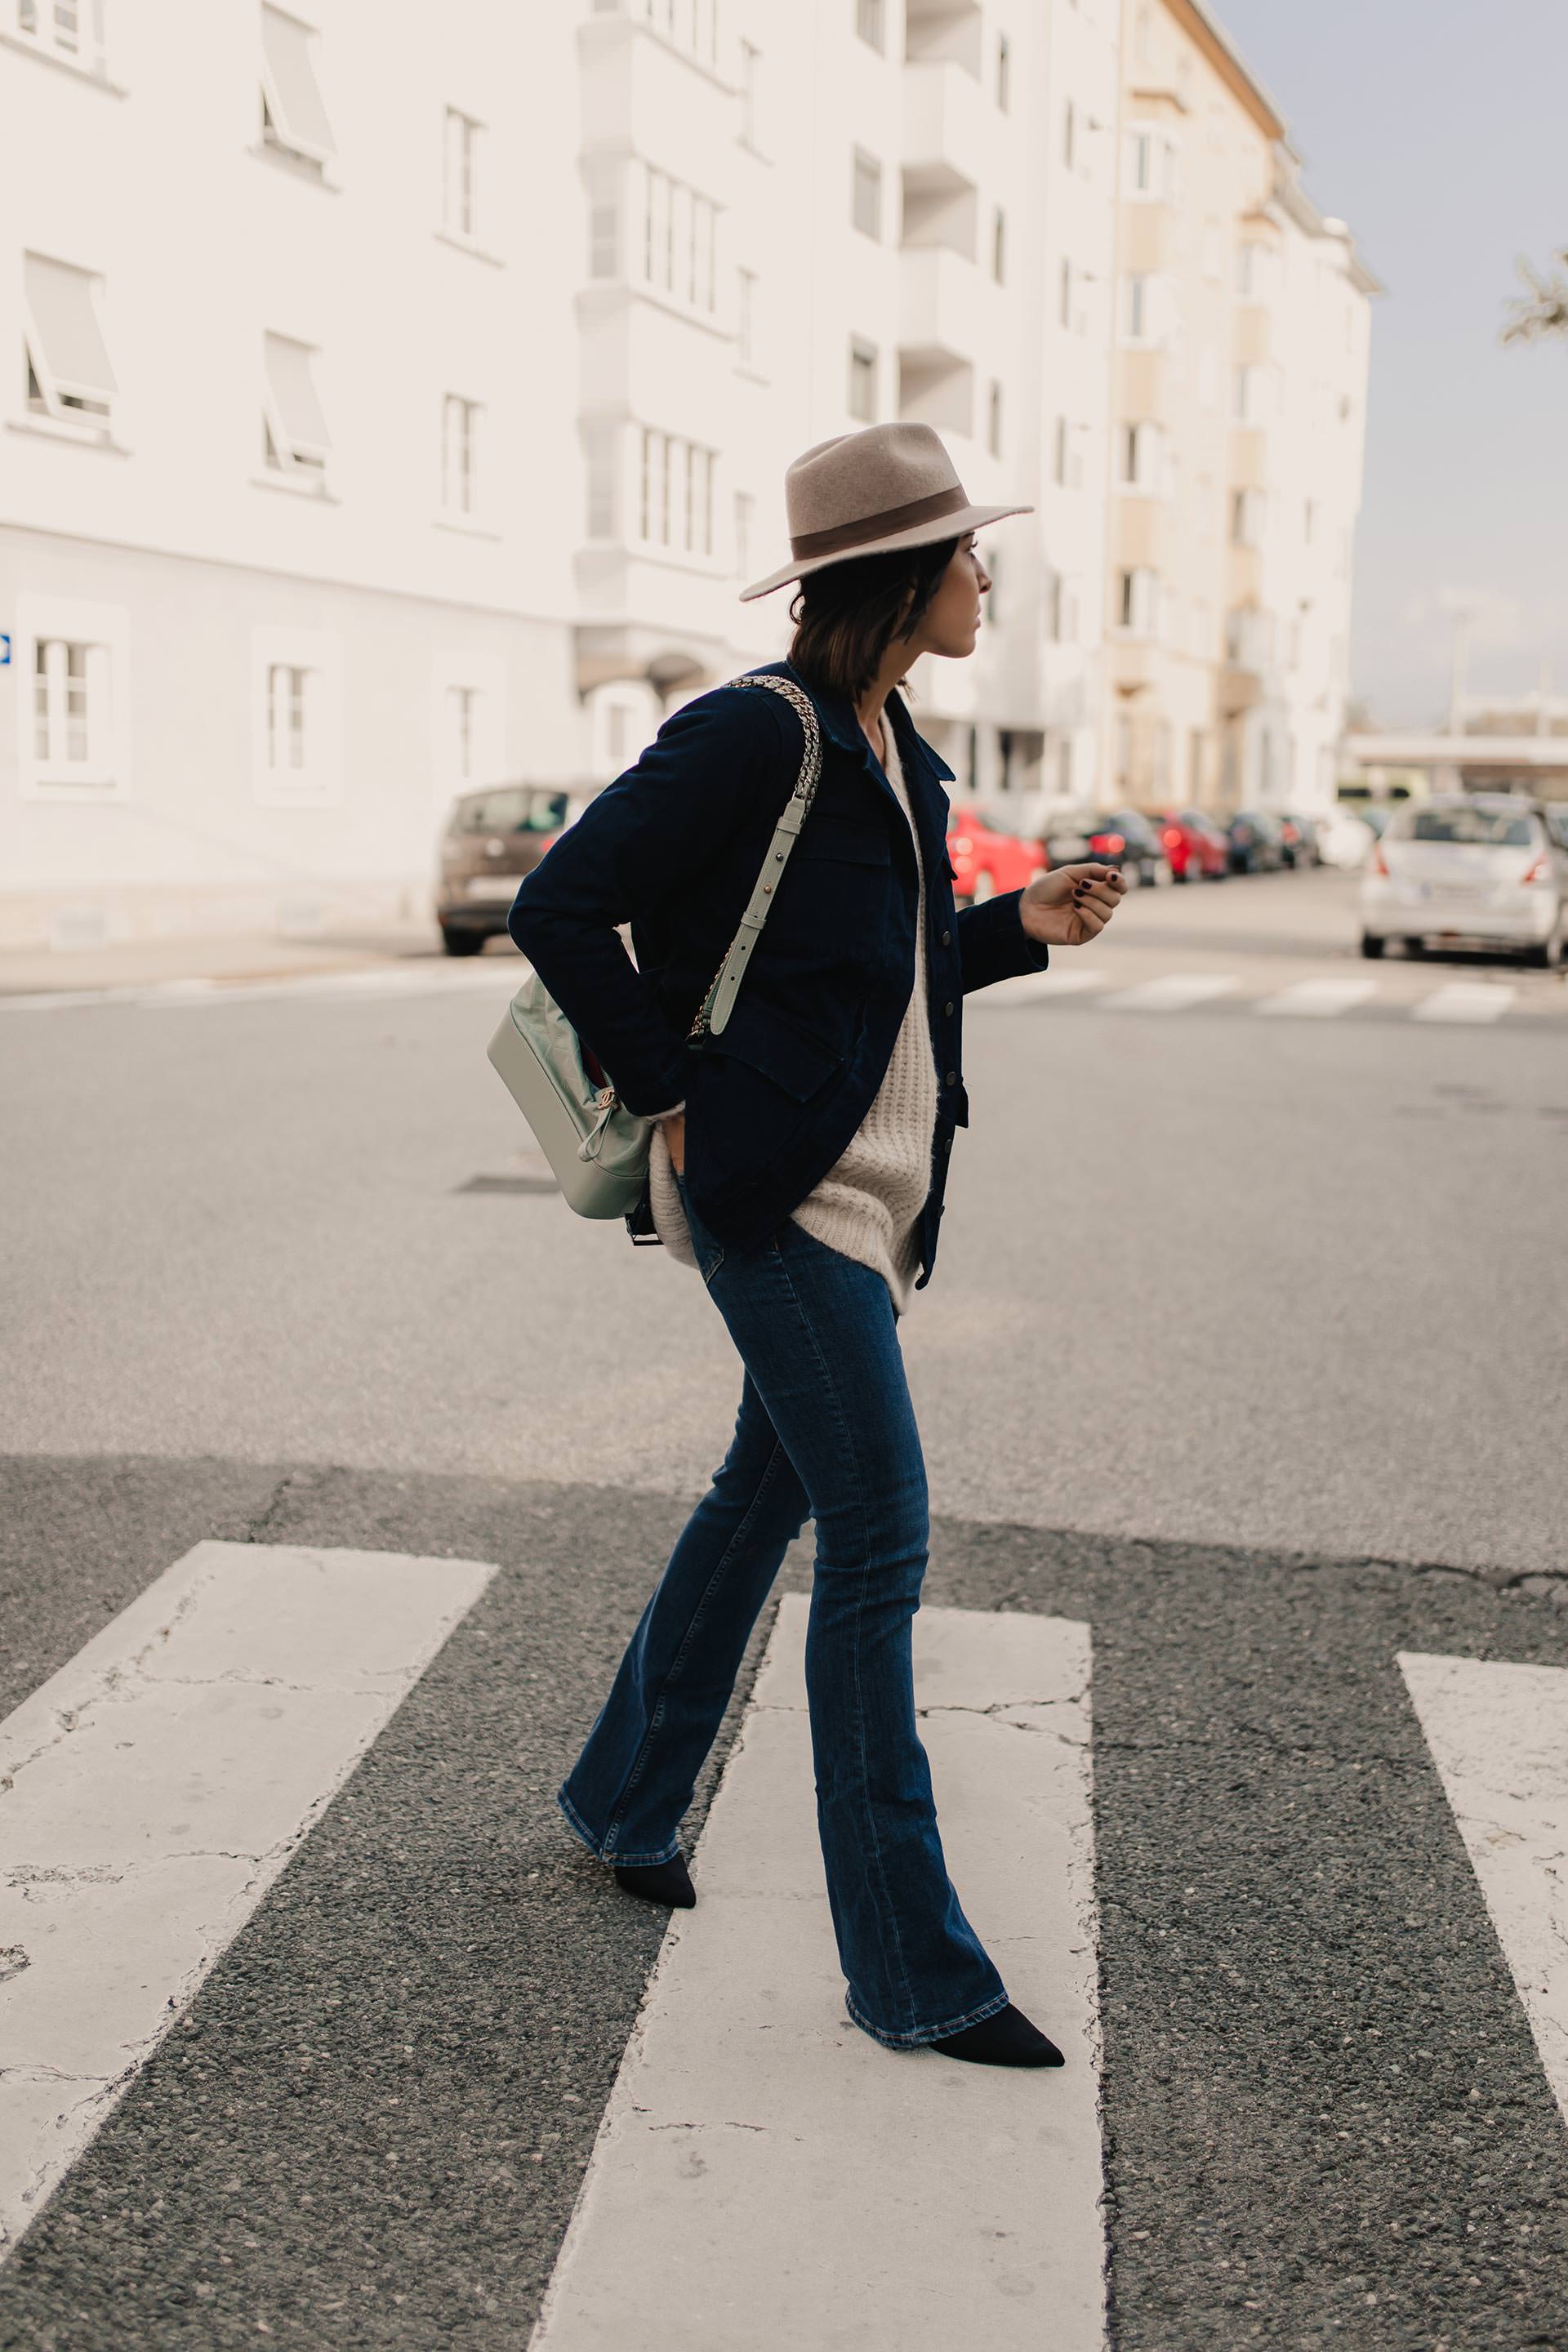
786,535,961,706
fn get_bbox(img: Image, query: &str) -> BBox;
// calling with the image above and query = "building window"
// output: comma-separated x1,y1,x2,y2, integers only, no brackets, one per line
1046,572,1080,644
1236,242,1273,301
33,637,109,777
987,378,1003,457
639,427,715,553
991,206,1006,284
443,108,481,239
1062,99,1075,168
641,165,718,310
855,0,884,52
996,30,1010,110
22,252,115,434
261,332,330,484
1233,363,1272,422
1054,416,1083,489
260,6,336,176
849,336,877,421
446,684,479,783
1303,497,1316,544
442,395,481,515
1125,125,1175,202
1116,567,1159,636
1229,488,1266,546
1059,259,1072,329
734,488,754,579
852,149,882,239
266,663,309,774
1120,421,1162,492
737,265,757,365
13,0,105,71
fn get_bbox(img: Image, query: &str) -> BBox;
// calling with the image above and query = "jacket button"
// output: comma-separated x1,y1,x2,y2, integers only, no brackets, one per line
941,929,951,947
944,1000,955,1016
945,1070,958,1086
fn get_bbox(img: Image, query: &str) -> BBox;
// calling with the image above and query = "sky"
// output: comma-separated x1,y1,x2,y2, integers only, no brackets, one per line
1214,0,1568,728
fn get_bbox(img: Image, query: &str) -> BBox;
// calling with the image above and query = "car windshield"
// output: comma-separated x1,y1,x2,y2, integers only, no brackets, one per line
452,787,569,835
1395,807,1536,849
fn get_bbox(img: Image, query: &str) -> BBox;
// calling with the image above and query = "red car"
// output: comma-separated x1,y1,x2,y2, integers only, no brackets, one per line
946,803,1045,905
1147,808,1229,882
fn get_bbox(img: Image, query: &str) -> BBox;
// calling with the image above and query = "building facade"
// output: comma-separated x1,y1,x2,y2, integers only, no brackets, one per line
0,0,1372,952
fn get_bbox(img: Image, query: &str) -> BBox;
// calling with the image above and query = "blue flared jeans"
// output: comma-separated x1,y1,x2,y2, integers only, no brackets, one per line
557,1174,1009,2048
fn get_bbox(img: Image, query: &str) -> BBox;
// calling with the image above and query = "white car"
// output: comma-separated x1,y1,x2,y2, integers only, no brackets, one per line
1359,795,1568,966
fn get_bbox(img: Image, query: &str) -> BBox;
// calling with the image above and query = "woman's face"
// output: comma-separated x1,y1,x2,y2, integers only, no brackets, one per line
911,532,991,659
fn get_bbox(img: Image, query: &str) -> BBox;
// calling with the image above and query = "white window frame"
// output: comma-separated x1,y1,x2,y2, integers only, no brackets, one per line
1230,487,1267,548
261,331,331,489
15,594,130,802
638,426,715,555
848,336,877,423
852,148,882,241
11,0,107,74
1236,241,1274,303
259,4,335,176
1116,567,1160,639
441,393,482,517
443,107,483,243
1125,122,1177,203
22,251,116,437
430,650,506,806
252,626,341,807
1120,420,1164,495
996,29,1010,112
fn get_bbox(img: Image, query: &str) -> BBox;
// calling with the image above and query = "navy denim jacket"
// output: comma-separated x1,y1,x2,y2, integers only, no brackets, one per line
507,657,1048,1290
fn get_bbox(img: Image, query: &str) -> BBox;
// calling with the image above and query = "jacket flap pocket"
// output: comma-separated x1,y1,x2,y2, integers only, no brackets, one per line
701,1001,847,1100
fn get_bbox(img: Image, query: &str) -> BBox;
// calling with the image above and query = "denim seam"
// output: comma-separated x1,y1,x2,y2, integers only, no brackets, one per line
769,1239,920,2037
598,1437,793,1856
557,1783,681,1869
844,1983,1013,2050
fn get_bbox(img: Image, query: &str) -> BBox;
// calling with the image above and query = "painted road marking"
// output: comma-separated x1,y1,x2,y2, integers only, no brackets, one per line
1255,978,1379,1018
0,964,519,1013
1411,983,1516,1025
0,1540,497,2261
1102,973,1238,1013
973,968,1108,1006
531,1595,1104,2352
1399,1653,1568,2127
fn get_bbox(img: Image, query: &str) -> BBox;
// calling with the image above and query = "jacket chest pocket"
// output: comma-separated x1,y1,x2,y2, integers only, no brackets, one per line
794,813,892,869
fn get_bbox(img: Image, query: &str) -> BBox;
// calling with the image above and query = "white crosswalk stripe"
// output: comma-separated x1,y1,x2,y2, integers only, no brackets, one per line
531,1596,1106,2352
1255,978,1380,1018
0,1542,497,2263
1410,982,1517,1024
1399,1653,1568,2127
1102,973,1239,1013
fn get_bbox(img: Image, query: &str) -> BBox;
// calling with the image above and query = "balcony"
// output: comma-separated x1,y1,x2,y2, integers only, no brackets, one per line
904,0,982,74
902,58,986,201
899,243,982,370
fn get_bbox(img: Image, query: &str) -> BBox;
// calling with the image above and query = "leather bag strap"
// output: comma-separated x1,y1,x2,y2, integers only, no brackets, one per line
688,674,824,1042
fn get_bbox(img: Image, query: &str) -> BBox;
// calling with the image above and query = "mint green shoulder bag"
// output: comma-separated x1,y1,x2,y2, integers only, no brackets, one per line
486,673,823,1219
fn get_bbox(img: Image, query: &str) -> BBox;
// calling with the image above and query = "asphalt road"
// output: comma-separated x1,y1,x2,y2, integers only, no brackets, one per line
4,866,1568,2350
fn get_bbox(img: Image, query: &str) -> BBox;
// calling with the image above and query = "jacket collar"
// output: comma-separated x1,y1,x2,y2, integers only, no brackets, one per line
751,658,956,791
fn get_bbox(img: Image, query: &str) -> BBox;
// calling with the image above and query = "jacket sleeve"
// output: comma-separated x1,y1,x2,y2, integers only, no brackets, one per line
956,889,1050,994
507,685,793,1116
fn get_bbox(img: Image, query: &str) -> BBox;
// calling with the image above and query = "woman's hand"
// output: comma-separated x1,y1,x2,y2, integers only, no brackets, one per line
1018,862,1127,948
662,1111,686,1175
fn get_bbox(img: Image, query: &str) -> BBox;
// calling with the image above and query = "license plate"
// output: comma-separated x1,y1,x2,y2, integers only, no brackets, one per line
466,875,516,901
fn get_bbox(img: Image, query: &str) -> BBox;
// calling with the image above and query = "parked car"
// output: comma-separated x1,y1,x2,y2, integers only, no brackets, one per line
1360,794,1568,965
1143,808,1230,882
1278,813,1321,868
1317,808,1377,869
1226,811,1286,873
1038,805,1173,889
946,802,1045,904
435,782,597,955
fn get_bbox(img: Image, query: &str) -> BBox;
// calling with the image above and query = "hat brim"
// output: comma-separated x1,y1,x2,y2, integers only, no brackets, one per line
738,501,1035,603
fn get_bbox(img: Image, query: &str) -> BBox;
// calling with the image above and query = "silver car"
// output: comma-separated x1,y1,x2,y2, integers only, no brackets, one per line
1359,795,1568,967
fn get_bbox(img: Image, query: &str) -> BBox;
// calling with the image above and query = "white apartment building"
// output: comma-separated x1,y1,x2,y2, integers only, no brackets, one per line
0,0,1370,953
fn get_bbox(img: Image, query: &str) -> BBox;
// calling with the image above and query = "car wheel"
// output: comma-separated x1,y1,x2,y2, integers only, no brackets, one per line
1360,933,1385,960
441,928,485,957
1403,937,1425,958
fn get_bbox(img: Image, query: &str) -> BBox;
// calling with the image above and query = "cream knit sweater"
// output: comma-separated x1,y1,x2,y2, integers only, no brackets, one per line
648,718,939,1315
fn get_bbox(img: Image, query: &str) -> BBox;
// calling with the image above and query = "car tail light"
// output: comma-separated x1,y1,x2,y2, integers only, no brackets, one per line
951,835,973,854
1371,845,1390,879
1521,852,1549,885
1089,832,1125,856
1161,826,1183,849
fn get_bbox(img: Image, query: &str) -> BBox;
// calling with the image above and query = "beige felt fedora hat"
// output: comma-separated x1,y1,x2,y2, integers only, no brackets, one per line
739,421,1033,603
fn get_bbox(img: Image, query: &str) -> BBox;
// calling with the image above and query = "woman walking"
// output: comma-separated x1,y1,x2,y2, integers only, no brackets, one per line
510,422,1124,2068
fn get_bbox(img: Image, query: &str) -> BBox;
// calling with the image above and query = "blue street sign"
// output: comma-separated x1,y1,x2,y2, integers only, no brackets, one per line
0,635,10,668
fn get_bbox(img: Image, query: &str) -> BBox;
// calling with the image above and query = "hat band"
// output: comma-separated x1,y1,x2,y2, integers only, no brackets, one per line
790,480,972,562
